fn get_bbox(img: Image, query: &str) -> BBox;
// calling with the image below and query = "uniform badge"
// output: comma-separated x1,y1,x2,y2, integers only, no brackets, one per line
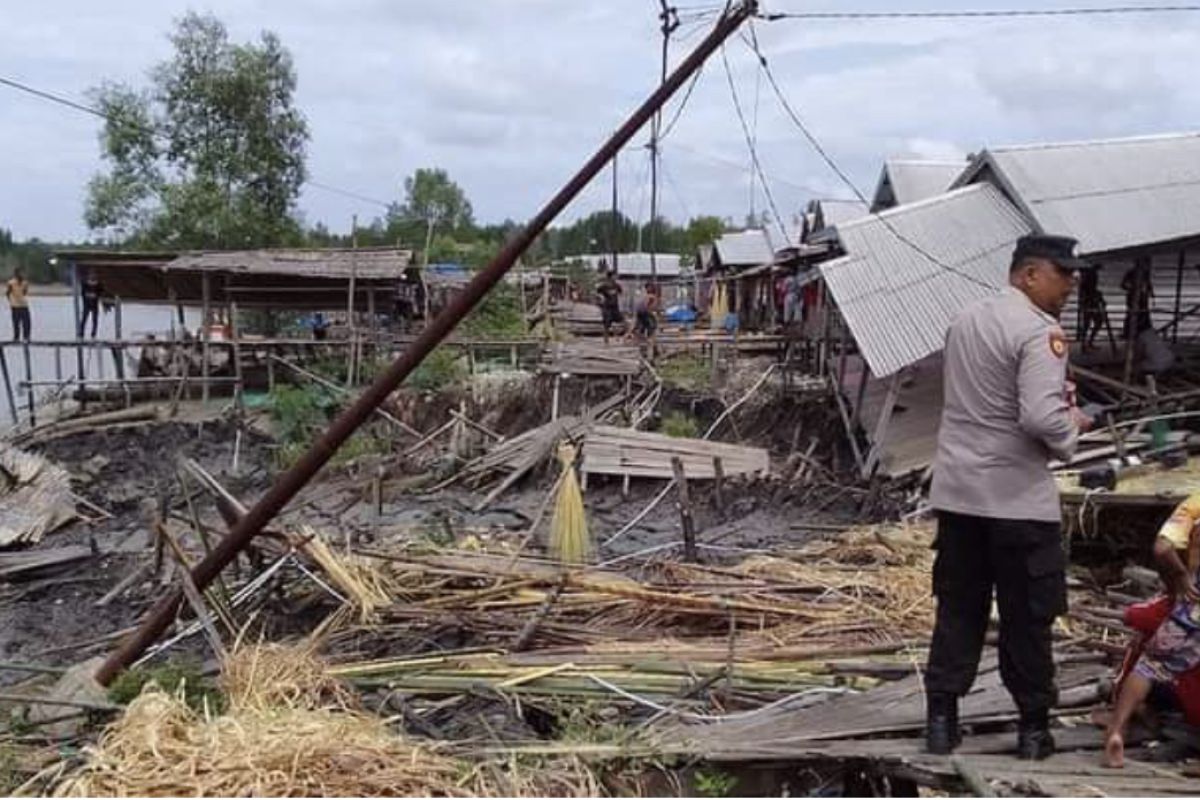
1049,330,1067,359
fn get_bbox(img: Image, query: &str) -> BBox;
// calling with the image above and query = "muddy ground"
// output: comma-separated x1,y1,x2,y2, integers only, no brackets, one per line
1,366,865,685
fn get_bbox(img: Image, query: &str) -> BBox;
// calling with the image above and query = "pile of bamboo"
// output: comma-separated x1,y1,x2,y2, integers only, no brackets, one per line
312,524,939,710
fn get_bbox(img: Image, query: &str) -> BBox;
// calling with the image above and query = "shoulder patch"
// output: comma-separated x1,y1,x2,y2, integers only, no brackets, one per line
1049,329,1067,359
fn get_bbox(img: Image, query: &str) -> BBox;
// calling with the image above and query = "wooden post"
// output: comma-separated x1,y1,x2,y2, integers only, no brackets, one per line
863,372,902,478
551,374,562,421
229,298,244,412
112,297,126,381
71,260,85,406
712,456,726,514
1174,250,1186,345
22,341,35,427
850,358,870,430
0,346,18,426
671,456,697,562
201,272,212,404
266,352,276,393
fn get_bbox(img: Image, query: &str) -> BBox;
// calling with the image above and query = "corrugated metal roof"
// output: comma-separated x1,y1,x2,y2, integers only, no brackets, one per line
167,248,412,280
713,229,774,268
958,131,1200,255
872,159,966,210
816,199,870,230
821,184,1033,378
576,252,683,277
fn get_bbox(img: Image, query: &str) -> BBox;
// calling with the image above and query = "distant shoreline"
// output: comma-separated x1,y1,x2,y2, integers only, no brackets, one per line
25,283,73,296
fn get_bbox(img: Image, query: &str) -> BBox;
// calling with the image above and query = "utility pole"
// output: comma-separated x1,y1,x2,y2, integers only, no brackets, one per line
610,151,619,276
94,0,759,687
649,0,679,281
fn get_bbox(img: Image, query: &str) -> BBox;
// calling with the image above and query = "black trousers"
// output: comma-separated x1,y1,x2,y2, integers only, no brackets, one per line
10,307,30,341
924,511,1068,718
80,300,99,338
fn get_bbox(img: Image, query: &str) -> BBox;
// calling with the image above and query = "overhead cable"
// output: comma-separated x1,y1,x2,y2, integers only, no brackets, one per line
0,73,394,213
719,43,789,241
759,4,1200,21
742,36,998,290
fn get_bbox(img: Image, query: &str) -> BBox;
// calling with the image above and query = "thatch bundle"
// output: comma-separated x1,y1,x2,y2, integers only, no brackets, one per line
54,645,464,798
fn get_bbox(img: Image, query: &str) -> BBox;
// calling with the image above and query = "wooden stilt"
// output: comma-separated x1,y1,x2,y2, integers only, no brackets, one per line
671,456,697,562
712,456,726,514
22,341,35,427
201,273,212,404
0,346,18,426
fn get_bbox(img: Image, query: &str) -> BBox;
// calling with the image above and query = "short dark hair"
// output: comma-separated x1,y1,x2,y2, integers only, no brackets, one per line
1009,255,1039,274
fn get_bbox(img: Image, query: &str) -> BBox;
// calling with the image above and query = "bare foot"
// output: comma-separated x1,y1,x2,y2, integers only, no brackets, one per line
1102,732,1125,769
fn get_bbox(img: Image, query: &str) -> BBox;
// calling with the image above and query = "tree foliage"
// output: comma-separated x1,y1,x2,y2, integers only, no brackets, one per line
85,12,309,248
0,229,62,283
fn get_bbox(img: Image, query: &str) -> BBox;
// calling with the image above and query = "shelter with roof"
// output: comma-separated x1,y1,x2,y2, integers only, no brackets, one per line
812,131,1200,479
870,159,966,212
60,247,414,312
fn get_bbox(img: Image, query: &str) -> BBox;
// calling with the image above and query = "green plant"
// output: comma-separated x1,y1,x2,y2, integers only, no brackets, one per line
269,383,337,442
408,347,467,392
661,410,700,439
658,354,710,392
462,283,526,337
107,661,225,714
694,767,737,798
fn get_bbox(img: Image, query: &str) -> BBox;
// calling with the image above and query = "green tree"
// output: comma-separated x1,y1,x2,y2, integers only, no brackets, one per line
85,12,309,248
684,215,726,253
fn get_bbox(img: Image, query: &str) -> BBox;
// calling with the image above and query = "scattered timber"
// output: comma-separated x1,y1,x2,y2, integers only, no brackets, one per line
580,426,769,481
0,444,76,547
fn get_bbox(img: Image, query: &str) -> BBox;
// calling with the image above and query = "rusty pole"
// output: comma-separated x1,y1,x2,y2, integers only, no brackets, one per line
95,1,758,686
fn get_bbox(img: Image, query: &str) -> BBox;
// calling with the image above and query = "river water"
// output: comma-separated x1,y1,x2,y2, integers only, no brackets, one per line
1,294,200,425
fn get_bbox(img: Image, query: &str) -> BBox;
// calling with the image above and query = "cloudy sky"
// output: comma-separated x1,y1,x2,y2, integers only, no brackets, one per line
3,0,1199,243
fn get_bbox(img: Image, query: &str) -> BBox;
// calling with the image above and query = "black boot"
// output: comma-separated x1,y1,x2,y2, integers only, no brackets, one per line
925,692,961,755
1017,710,1055,760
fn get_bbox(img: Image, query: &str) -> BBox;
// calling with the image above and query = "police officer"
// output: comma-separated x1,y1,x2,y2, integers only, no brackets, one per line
926,234,1095,760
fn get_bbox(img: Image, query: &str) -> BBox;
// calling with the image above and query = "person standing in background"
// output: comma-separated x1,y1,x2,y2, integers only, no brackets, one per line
5,267,31,342
79,269,105,339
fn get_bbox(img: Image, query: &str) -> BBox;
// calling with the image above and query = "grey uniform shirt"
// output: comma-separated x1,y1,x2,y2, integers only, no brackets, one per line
929,287,1078,522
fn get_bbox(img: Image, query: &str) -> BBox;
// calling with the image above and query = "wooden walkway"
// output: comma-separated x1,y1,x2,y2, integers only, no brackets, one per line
655,648,1200,796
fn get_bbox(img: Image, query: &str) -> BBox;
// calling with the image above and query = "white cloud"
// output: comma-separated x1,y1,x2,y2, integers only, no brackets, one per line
2,1,1199,241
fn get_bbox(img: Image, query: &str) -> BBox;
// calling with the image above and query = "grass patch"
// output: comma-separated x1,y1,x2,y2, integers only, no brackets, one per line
462,283,526,338
408,347,467,393
658,354,710,392
107,661,224,714
694,766,737,797
660,410,700,439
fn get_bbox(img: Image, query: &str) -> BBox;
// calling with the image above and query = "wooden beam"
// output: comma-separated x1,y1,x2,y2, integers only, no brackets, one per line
863,372,901,478
671,456,697,562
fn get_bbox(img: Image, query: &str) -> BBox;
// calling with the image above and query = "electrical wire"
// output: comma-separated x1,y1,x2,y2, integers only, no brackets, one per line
742,36,998,290
719,43,790,241
758,4,1200,21
0,73,395,214
657,63,705,143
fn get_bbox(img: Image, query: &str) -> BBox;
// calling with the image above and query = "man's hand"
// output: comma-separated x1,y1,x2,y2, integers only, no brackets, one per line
1070,407,1094,433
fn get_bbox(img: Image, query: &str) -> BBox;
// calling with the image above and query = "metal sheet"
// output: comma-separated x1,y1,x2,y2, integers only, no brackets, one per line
872,160,966,210
820,184,1033,378
959,132,1200,256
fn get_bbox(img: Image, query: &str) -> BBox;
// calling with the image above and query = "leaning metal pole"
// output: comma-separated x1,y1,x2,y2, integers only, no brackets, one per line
95,1,758,686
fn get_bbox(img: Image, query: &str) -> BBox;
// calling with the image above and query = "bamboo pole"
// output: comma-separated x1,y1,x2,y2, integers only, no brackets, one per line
94,2,760,686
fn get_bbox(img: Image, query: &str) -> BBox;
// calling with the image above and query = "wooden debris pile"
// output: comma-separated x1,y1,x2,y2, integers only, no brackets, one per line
0,443,76,548
309,524,939,712
540,341,643,376
580,425,769,482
